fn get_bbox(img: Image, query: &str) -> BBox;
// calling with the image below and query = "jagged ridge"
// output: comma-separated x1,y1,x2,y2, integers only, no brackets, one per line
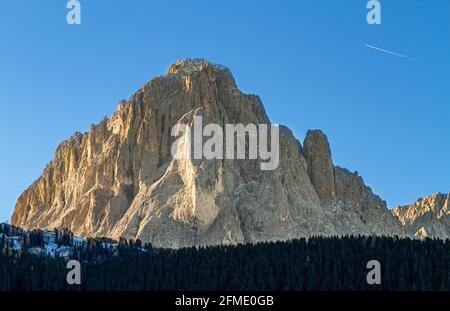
11,59,450,247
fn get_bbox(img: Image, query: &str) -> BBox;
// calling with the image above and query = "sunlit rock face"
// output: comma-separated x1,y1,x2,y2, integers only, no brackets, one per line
11,59,449,248
392,193,450,239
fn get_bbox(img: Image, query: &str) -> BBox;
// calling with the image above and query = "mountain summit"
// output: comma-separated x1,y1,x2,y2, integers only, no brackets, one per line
11,59,449,247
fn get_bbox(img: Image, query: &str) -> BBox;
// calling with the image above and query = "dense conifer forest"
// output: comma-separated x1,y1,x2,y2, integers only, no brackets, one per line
1,224,449,291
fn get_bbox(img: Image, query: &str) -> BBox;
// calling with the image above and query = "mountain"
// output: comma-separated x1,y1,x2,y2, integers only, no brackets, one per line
11,59,449,247
392,193,449,239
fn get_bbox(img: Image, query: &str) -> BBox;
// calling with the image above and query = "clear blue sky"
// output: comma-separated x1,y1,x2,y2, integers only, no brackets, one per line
1,0,449,222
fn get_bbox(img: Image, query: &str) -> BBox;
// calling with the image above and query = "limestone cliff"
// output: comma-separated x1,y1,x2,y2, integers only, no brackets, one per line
302,130,403,236
11,59,449,247
392,193,449,239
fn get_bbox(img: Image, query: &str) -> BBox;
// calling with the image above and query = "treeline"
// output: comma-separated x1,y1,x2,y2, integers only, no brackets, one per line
0,225,73,251
0,235,448,291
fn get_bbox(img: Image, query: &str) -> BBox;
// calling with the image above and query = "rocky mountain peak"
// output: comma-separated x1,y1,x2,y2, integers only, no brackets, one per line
167,58,229,76
303,130,336,205
392,192,449,238
10,59,449,248
393,193,449,224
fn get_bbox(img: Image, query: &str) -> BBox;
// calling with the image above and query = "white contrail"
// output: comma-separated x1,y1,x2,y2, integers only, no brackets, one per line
365,44,421,63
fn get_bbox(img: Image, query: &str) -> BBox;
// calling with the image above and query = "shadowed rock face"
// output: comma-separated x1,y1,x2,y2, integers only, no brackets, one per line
303,130,336,206
302,131,403,237
11,59,449,247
